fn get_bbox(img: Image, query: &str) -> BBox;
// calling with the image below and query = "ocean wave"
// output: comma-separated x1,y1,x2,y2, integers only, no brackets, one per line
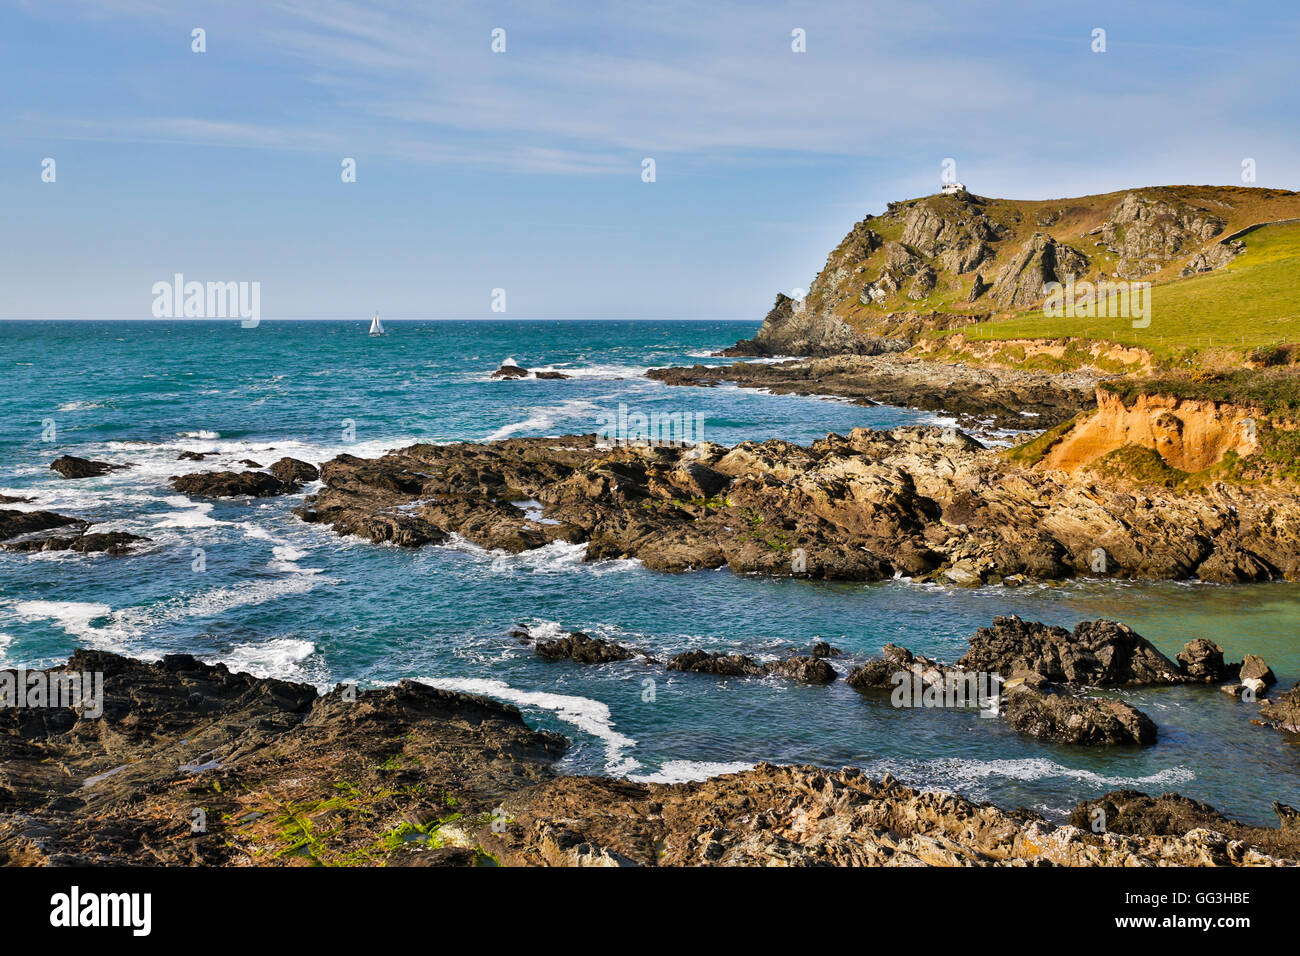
417,675,640,775
484,399,600,441
211,637,321,682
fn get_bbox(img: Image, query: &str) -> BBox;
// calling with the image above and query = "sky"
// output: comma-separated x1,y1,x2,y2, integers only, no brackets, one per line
1,0,1297,320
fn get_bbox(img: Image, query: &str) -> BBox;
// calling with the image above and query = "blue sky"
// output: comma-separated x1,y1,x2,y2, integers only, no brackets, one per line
2,0,1297,320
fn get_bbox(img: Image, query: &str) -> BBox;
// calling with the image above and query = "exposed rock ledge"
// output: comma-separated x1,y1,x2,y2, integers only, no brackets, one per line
294,428,1300,584
647,354,1099,432
3,651,1297,867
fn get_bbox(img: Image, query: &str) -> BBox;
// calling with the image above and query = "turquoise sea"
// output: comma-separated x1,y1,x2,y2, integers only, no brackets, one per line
1,319,1297,824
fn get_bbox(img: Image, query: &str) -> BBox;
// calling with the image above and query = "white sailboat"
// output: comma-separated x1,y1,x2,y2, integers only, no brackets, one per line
368,311,385,336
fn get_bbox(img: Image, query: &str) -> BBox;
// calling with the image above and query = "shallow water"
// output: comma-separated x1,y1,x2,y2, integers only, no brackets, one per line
1,319,1297,824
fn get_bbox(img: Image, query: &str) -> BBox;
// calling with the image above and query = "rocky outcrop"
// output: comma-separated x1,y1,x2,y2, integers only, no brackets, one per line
170,470,291,498
3,652,1293,866
294,428,1300,585
491,359,569,380
0,509,85,540
1257,683,1300,733
1177,638,1227,682
958,616,1183,686
533,631,636,664
1099,193,1226,278
667,650,836,684
724,293,882,357
1001,684,1156,746
1070,790,1300,861
991,232,1089,308
847,635,1158,746
3,530,149,556
481,764,1291,867
647,354,1098,432
49,455,128,479
269,457,320,487
0,651,565,866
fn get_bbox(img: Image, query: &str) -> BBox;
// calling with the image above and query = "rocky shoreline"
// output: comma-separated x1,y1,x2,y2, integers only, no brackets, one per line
647,354,1100,433
290,425,1300,585
3,639,1296,867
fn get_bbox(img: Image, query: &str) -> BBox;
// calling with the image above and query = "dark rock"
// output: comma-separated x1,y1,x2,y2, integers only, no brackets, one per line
534,632,634,664
1001,685,1157,746
170,471,289,498
1257,682,1300,733
3,531,149,556
763,656,837,684
0,509,85,541
1177,638,1226,682
1070,790,1300,861
959,616,1184,686
269,457,320,488
668,651,765,677
49,456,127,479
177,451,209,461
809,641,841,658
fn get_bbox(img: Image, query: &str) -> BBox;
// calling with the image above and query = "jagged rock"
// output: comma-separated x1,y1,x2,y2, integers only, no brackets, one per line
298,431,1300,585
1257,682,1300,732
3,651,1294,867
668,651,765,677
992,233,1089,308
3,531,149,556
1177,638,1226,682
649,355,1096,432
809,641,841,658
1070,790,1300,861
170,470,289,498
1100,193,1226,278
1001,684,1156,745
967,273,990,301
763,656,837,684
959,616,1183,686
1239,654,1276,687
0,509,85,541
534,632,634,664
177,450,210,461
49,456,127,479
1182,239,1244,276
268,457,320,488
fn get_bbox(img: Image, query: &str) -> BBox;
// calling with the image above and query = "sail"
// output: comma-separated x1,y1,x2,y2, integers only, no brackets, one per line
369,312,384,336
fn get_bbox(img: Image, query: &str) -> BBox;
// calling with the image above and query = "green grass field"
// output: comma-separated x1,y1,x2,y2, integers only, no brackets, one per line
959,221,1300,361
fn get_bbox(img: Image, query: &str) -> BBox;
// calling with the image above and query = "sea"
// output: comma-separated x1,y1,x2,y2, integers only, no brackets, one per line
1,318,1297,824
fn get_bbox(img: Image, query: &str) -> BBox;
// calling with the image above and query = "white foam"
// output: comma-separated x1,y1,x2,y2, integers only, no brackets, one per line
631,760,756,784
418,676,640,775
485,399,600,441
9,601,122,650
213,637,319,681
867,756,1195,792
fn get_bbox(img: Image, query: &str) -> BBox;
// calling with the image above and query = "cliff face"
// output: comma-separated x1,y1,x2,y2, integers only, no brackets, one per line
734,185,1300,356
1041,391,1259,473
